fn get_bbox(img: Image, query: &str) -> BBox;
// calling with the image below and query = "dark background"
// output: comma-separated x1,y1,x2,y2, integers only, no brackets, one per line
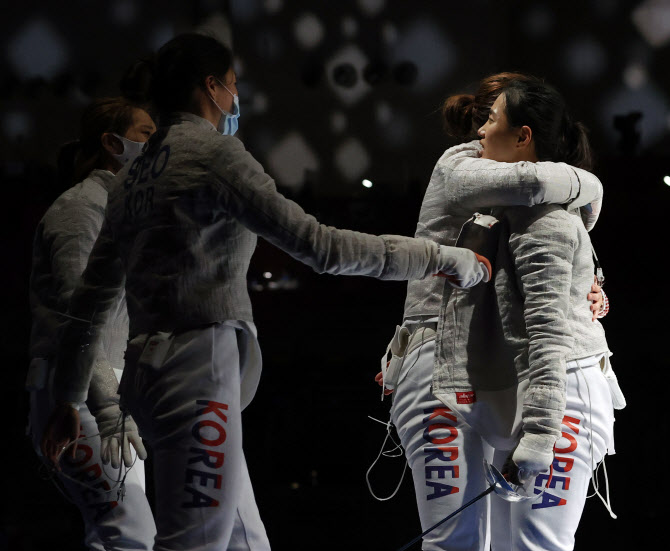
2,1,669,549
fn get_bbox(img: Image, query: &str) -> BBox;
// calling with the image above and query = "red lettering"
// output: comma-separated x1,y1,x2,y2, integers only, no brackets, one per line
554,433,577,454
423,408,458,423
192,420,226,446
426,423,458,445
195,400,229,423
424,446,459,463
562,415,580,435
188,447,225,469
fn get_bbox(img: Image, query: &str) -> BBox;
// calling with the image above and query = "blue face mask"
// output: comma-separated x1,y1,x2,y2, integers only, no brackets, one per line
211,81,240,136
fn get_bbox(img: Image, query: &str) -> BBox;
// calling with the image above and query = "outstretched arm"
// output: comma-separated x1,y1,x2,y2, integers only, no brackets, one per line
210,135,487,284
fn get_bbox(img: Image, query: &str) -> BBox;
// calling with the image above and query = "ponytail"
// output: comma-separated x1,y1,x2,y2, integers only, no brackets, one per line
120,57,155,105
440,72,532,140
441,94,476,140
564,120,593,171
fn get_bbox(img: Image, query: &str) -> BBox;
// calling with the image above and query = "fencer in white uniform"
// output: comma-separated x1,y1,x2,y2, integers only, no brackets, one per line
28,98,157,550
378,75,625,551
41,34,490,551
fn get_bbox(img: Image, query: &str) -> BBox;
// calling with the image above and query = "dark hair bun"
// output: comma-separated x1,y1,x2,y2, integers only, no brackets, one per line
441,94,476,140
120,57,155,104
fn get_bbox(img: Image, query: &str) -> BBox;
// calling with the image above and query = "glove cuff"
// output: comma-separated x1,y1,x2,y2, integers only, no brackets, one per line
513,433,556,472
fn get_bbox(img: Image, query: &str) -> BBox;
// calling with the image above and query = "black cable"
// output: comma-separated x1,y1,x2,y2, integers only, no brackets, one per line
395,485,495,551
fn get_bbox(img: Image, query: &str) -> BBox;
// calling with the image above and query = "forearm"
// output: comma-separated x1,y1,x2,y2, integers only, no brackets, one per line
508,207,576,440
53,226,125,404
217,141,440,281
442,143,602,213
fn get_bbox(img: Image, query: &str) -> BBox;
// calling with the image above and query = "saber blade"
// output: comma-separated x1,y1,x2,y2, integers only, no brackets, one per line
395,485,495,551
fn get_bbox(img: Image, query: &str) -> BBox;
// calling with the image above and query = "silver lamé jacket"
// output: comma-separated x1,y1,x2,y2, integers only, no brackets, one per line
402,141,607,446
54,113,448,404
29,169,129,373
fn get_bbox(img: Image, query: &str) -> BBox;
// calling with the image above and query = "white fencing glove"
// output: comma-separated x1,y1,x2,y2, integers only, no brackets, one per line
435,245,491,289
97,408,147,469
504,433,555,485
87,355,147,469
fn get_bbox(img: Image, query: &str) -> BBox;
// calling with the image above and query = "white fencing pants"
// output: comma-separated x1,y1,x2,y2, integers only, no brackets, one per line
121,323,270,551
490,363,615,551
29,377,156,551
390,333,494,551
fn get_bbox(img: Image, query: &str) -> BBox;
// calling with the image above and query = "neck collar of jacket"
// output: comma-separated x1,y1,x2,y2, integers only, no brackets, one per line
87,169,115,193
161,112,218,132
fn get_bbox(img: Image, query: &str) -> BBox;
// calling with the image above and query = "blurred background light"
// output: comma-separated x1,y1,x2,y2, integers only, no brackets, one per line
357,0,387,16
601,83,669,149
266,131,319,191
263,0,283,15
382,21,398,45
562,36,607,83
325,44,371,106
251,91,269,115
293,13,325,49
334,137,370,182
632,0,670,47
2,110,33,141
623,63,648,89
362,179,373,188
341,16,359,38
196,12,234,49
330,111,347,134
389,18,455,91
148,22,175,51
8,19,69,79
110,0,138,25
663,175,670,186
254,27,285,60
229,0,263,23
521,4,555,38
375,102,392,125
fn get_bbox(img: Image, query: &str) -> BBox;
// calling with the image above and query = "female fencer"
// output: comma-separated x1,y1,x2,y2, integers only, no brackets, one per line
28,97,157,550
375,74,624,551
40,33,489,551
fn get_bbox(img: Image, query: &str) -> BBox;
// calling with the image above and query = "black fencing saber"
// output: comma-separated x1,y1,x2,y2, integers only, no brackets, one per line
394,484,495,551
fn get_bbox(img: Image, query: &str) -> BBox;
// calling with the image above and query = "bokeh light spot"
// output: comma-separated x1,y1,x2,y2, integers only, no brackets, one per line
334,138,370,182
294,13,325,49
8,19,68,80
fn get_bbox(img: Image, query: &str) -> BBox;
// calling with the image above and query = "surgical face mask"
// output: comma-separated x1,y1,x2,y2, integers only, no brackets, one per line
111,133,146,166
210,80,240,136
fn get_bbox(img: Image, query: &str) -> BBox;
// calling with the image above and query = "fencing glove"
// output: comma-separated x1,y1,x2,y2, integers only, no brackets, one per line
87,356,147,469
504,432,555,485
435,245,491,289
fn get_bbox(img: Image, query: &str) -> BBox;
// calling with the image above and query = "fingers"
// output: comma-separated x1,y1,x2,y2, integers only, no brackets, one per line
474,254,491,283
128,434,147,462
374,371,394,394
109,439,121,469
123,439,134,467
100,439,111,465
